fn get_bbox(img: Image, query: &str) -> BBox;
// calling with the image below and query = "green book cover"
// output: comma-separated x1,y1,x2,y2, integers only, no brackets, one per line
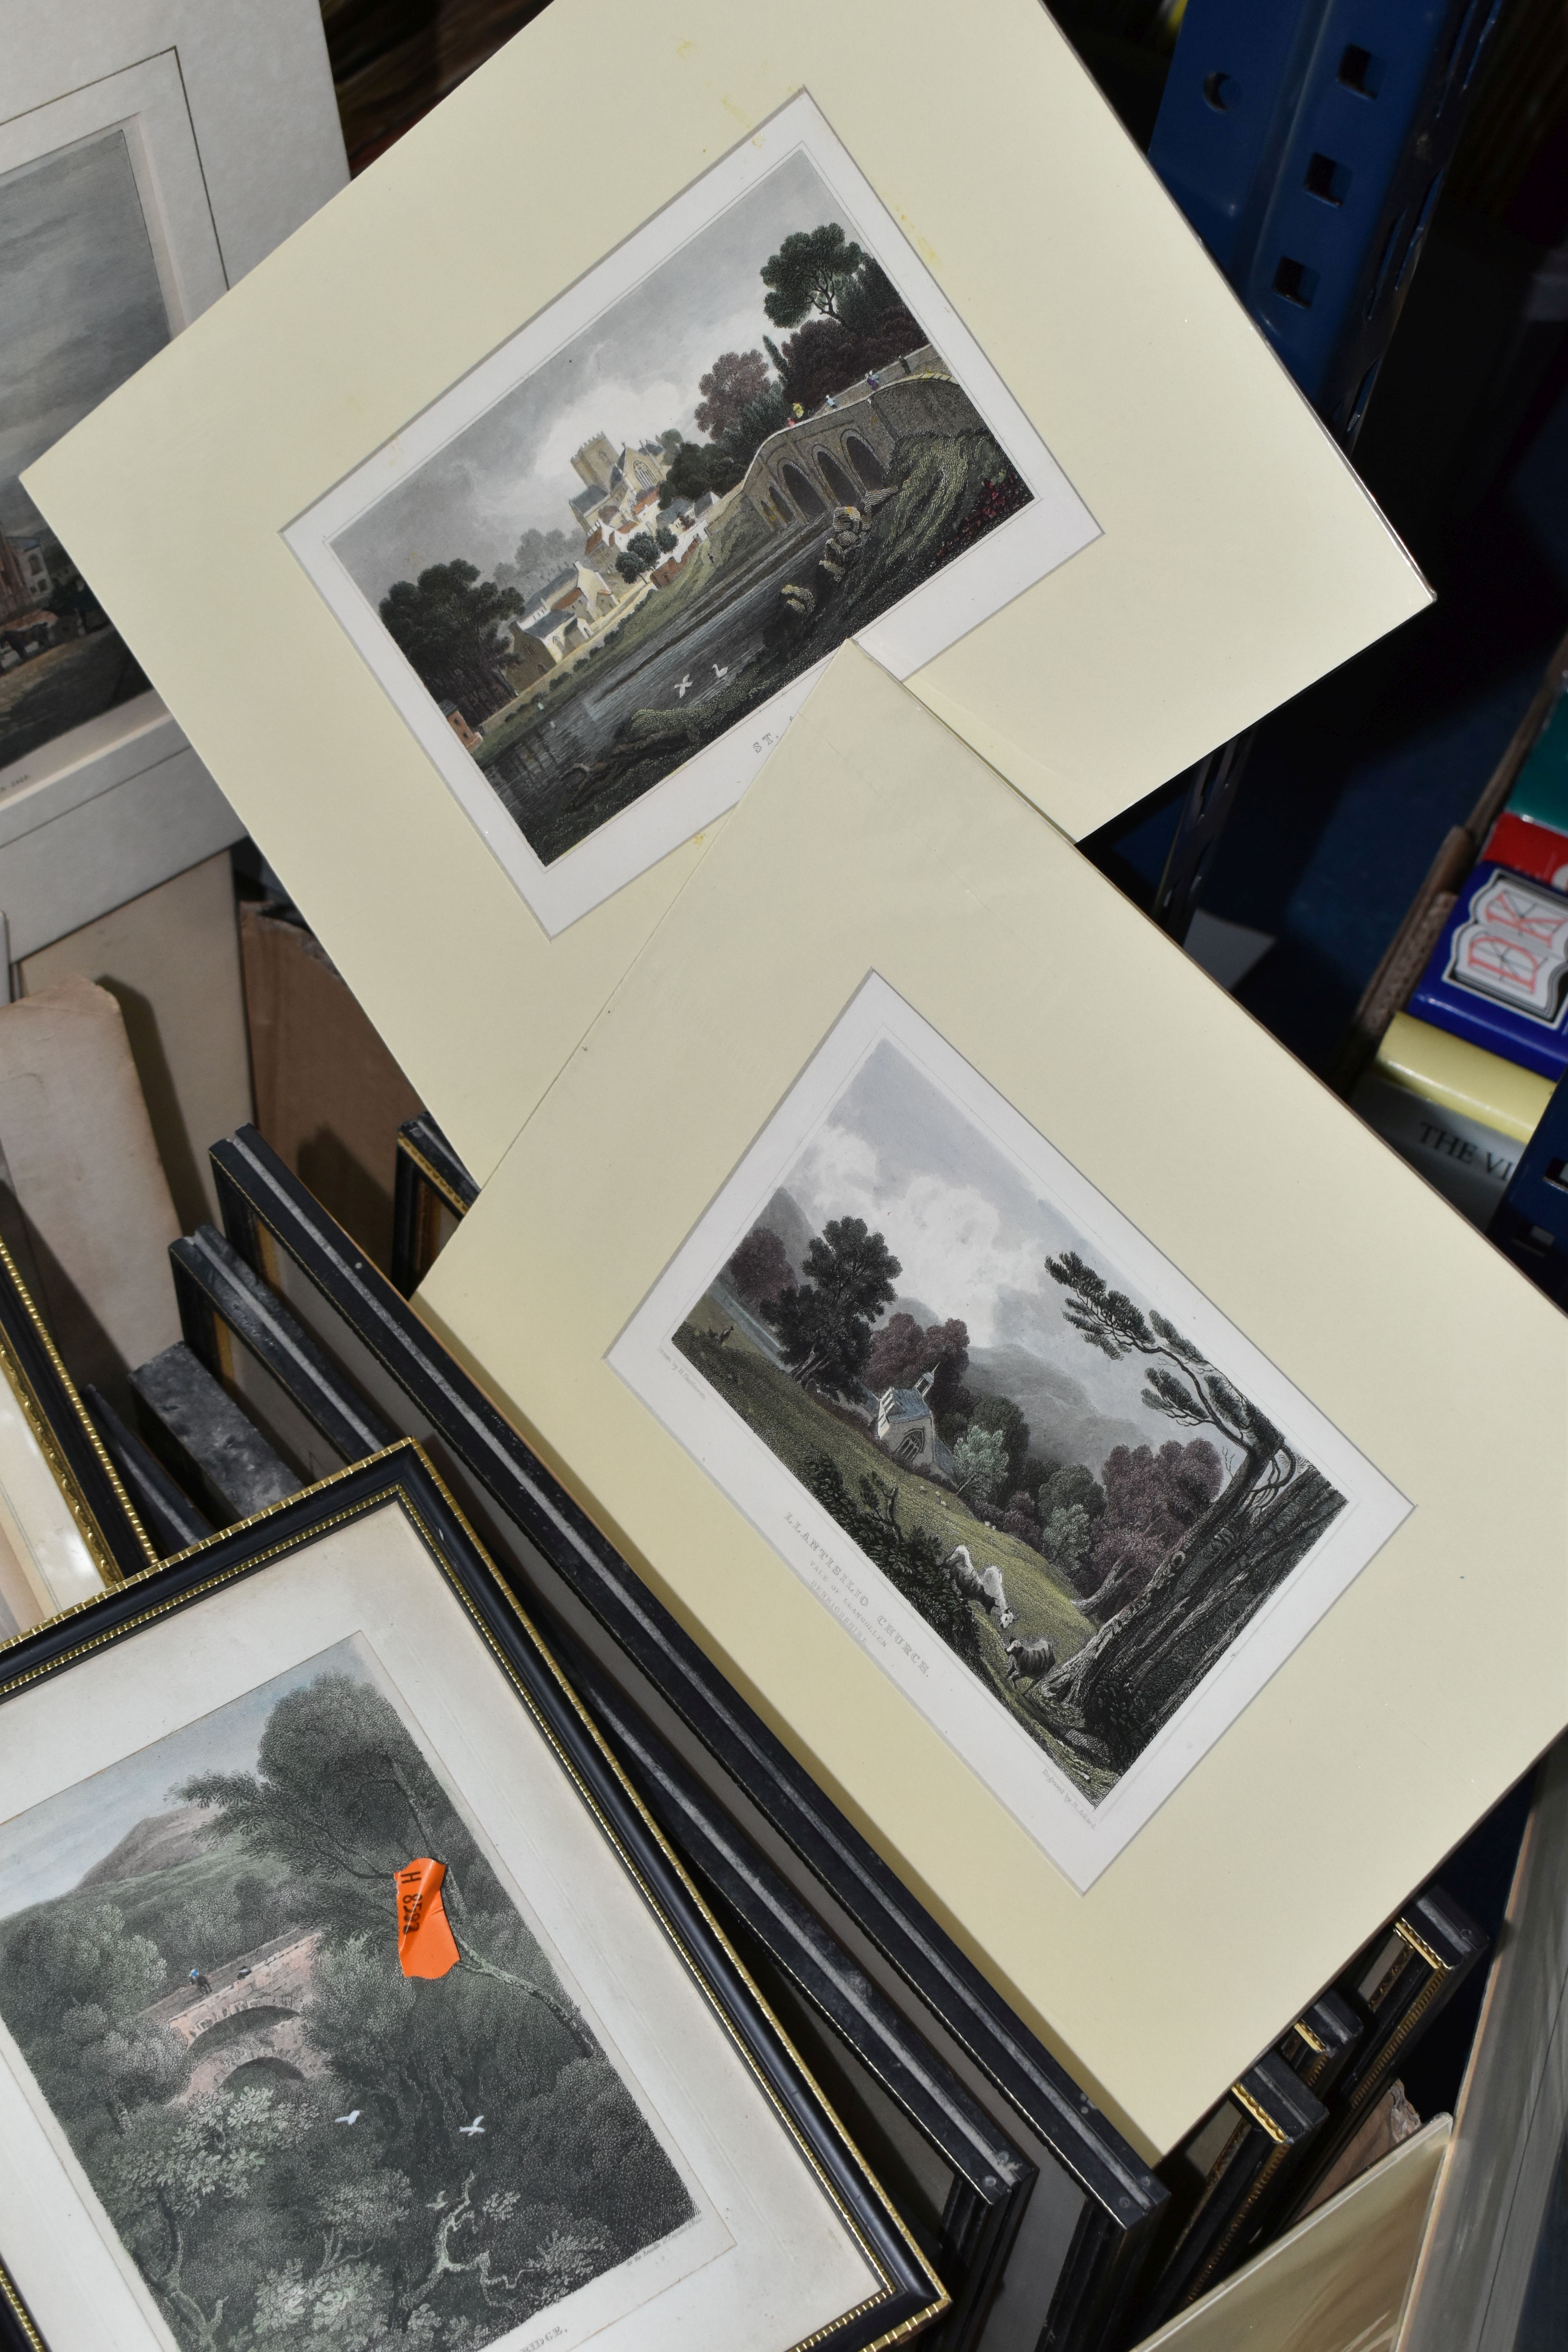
1507,697,1568,834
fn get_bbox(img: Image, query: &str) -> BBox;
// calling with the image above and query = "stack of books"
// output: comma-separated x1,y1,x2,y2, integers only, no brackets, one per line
1347,653,1568,1227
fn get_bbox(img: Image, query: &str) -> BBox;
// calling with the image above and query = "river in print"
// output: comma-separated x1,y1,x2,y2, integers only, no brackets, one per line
290,97,1096,933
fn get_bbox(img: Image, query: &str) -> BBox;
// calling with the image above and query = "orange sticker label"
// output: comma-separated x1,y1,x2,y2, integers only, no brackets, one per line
395,1857,461,1979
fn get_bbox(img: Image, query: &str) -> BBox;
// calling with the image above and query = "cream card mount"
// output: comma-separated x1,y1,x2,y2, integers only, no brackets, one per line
418,650,1568,2159
27,0,1428,1185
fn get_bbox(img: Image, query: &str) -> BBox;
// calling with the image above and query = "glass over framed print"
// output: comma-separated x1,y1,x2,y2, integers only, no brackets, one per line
25,0,1429,1185
0,1,344,801
0,1233,155,1639
0,1445,945,2352
416,650,1568,2158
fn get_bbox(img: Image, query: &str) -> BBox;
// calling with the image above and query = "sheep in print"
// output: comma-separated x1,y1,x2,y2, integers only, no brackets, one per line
1004,1634,1057,1688
942,1544,1016,1631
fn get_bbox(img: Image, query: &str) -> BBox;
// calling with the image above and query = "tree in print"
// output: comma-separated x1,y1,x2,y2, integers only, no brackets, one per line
0,1671,692,2350
1034,1254,1344,1769
762,1216,901,1396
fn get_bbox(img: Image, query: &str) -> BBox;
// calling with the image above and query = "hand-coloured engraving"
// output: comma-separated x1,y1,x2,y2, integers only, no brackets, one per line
612,979,1406,1882
289,99,1096,932
0,1638,694,2348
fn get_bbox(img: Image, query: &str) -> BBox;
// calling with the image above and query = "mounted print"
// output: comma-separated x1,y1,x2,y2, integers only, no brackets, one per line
286,92,1098,935
0,1450,943,2352
409,648,1568,2150
27,0,1433,1183
610,975,1408,1890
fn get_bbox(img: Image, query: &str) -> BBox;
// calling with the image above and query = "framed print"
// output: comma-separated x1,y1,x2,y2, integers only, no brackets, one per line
205,1125,1169,2352
159,1218,1053,2350
0,1445,947,2352
0,2,345,815
26,0,1427,1180
0,1234,156,1639
414,648,1568,2158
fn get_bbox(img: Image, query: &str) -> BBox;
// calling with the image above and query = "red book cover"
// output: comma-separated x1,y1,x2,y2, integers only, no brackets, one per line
1481,812,1568,892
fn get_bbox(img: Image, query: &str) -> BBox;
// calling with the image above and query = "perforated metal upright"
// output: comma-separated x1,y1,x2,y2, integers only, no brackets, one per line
1135,0,1506,936
1151,0,1503,436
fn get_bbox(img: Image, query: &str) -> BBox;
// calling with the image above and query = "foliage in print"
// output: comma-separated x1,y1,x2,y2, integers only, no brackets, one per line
0,1648,692,2348
330,143,1033,870
672,1037,1346,1802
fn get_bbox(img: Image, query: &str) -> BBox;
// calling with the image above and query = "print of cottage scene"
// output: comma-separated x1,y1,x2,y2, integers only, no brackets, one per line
0,1646,691,2350
674,1045,1346,1800
335,153,1031,868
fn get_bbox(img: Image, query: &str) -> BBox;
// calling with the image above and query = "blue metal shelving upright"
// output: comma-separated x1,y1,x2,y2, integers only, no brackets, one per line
1136,0,1507,935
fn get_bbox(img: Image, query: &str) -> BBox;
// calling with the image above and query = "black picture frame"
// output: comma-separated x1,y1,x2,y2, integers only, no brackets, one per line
1127,1895,1487,2337
0,1232,158,1607
0,1444,947,2352
392,1114,480,1299
1274,1886,1487,2232
168,1212,1037,2350
209,1125,1167,2352
1133,2051,1327,2331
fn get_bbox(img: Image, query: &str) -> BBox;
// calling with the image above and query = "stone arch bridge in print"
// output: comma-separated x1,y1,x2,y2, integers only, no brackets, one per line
741,348,982,532
141,1926,330,2103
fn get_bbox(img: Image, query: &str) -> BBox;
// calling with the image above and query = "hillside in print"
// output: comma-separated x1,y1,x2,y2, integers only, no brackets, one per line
0,1640,693,2348
674,1038,1346,1802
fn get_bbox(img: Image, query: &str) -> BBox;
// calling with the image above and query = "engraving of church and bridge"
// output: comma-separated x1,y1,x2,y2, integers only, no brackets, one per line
488,342,962,707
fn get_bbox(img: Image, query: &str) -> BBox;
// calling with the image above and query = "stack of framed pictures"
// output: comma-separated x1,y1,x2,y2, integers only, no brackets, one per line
177,1132,1171,2349
109,1104,1524,2348
0,1127,1170,2348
